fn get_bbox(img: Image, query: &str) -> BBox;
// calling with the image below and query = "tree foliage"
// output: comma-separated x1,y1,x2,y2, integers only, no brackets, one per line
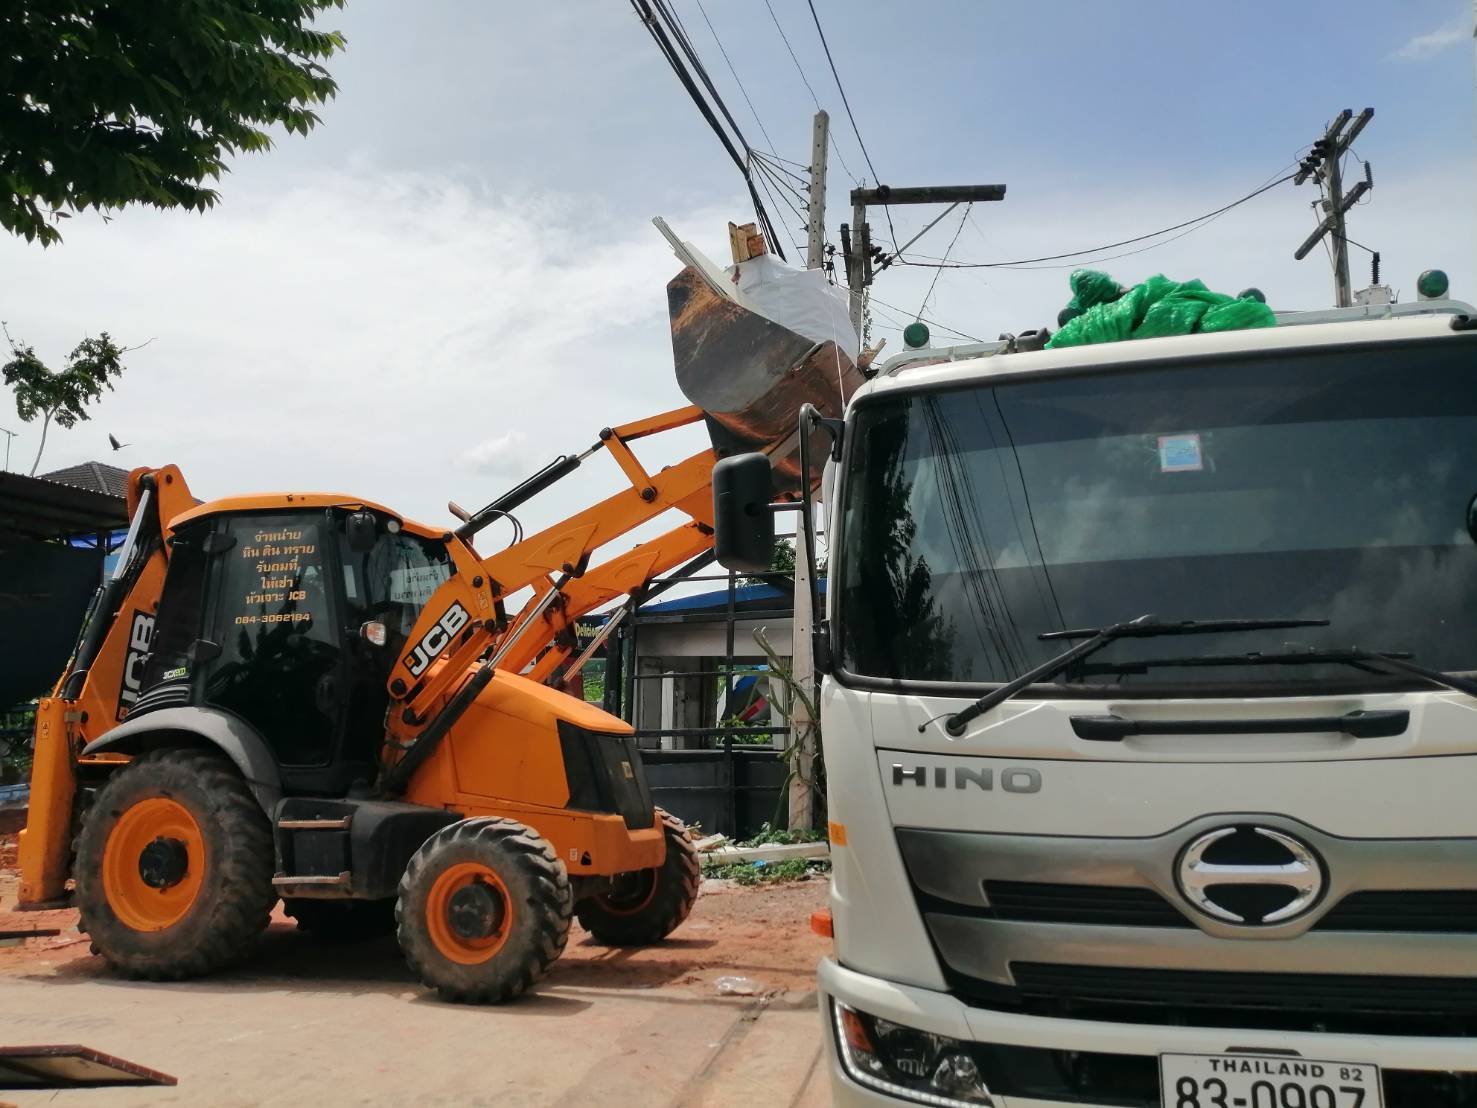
3,326,128,473
1,1,346,245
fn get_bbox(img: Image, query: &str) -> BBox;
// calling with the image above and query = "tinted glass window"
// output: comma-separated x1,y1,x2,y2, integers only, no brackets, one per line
206,514,342,765
139,526,209,690
838,340,1477,691
340,526,452,662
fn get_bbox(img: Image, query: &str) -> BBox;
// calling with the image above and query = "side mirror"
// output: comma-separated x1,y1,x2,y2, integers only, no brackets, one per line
346,510,378,553
713,453,775,573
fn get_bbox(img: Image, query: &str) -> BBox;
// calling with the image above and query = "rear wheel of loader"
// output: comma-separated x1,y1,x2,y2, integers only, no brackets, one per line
283,897,397,942
74,748,275,979
396,817,572,1004
575,809,699,946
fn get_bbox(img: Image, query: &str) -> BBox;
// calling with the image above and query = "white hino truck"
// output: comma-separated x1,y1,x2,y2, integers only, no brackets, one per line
712,291,1477,1108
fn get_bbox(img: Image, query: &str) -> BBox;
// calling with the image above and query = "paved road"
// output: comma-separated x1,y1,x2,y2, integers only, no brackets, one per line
0,880,832,1107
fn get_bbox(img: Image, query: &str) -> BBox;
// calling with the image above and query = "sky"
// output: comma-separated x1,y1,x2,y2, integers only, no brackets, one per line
3,0,1475,553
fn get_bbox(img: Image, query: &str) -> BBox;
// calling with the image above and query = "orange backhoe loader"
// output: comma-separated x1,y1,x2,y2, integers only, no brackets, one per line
16,264,860,1003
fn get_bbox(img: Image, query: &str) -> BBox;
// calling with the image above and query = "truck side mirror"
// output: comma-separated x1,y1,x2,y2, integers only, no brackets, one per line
713,453,775,573
346,511,378,554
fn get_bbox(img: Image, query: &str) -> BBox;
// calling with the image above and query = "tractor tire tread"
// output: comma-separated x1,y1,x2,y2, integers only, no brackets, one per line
397,817,571,1004
74,747,275,980
575,808,699,946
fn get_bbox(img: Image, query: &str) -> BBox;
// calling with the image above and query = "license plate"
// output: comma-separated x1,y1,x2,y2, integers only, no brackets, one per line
1159,1053,1383,1108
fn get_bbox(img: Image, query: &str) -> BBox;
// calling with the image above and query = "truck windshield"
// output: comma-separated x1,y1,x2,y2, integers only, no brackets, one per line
837,339,1477,692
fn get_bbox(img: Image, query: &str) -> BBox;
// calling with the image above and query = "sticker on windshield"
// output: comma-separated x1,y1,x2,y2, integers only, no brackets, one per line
1158,432,1203,472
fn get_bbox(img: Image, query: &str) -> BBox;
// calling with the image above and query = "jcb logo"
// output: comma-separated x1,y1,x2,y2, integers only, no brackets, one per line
404,602,471,677
116,611,155,720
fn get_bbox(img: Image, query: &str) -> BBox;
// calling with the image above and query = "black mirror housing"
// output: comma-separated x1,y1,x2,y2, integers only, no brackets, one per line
712,453,775,573
346,510,378,553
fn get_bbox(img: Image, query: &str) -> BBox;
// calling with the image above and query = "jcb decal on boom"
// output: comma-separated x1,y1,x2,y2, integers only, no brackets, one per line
404,602,471,677
116,610,156,720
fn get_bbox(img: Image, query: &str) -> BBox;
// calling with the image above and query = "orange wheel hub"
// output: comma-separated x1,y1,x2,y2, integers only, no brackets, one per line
597,870,658,917
101,797,206,932
425,862,513,965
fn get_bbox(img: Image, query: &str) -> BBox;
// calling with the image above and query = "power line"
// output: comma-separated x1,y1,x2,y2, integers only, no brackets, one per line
915,203,971,321
752,159,806,256
761,0,861,184
752,157,807,226
865,292,983,343
690,0,780,155
753,155,810,211
804,0,898,246
631,0,788,259
751,149,810,183
897,171,1296,271
804,0,878,184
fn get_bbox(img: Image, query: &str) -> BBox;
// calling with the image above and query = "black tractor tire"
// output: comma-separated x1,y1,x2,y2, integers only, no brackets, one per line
575,809,699,946
282,897,397,942
74,747,276,980
396,817,572,1004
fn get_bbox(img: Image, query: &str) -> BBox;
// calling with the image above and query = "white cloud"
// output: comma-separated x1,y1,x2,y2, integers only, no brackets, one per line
0,171,727,541
1394,22,1467,60
460,430,528,475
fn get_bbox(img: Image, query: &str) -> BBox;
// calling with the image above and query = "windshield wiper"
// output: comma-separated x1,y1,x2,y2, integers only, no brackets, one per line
926,614,1330,737
1072,646,1477,701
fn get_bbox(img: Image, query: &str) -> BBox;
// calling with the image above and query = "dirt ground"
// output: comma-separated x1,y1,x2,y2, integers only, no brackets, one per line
0,831,834,1106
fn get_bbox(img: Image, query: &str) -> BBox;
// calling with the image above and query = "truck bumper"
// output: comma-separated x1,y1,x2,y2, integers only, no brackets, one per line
819,957,1477,1108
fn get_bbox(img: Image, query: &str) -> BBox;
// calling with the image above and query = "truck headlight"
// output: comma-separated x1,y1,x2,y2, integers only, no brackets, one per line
831,999,994,1106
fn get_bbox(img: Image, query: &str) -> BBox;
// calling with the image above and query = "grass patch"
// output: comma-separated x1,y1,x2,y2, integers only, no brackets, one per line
702,857,830,886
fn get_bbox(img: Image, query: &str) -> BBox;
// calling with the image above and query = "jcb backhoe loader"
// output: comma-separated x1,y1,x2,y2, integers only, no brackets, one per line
17,265,861,1002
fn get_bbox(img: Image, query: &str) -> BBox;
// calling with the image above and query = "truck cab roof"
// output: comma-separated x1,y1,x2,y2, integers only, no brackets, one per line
865,297,1477,402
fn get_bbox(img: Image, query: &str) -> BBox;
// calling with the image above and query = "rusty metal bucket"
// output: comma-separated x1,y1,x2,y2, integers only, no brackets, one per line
666,266,863,491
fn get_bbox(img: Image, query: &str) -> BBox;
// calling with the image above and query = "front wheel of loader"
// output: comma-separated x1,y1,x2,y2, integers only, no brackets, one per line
575,809,699,946
396,818,572,1004
74,748,276,979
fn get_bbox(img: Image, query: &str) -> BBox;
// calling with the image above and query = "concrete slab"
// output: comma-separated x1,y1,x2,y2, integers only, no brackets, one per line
0,868,833,1107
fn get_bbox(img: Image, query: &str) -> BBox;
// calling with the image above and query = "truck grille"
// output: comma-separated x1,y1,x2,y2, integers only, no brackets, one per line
980,880,1477,933
1008,963,1477,1017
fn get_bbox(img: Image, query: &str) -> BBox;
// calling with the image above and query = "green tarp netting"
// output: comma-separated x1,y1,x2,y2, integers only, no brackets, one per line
1046,270,1275,350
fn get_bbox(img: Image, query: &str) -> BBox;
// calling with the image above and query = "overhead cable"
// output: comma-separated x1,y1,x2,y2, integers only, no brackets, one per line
804,0,898,245
631,0,788,259
899,172,1297,271
761,0,861,184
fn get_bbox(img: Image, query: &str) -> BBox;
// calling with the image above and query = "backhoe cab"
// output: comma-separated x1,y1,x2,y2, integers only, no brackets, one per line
18,259,861,1003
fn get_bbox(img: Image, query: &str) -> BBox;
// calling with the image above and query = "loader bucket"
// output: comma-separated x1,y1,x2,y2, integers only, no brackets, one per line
666,266,864,491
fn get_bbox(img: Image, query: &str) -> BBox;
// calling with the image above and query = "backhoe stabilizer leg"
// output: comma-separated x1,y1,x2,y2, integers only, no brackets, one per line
17,698,76,906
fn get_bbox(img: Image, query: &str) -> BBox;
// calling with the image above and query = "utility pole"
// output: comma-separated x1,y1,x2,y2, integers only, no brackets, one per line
0,426,15,473
788,109,829,832
841,183,1008,333
1293,108,1374,307
805,110,829,270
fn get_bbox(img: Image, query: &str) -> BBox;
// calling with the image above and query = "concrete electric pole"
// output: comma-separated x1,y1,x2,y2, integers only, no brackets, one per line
1294,109,1374,308
788,110,829,832
805,110,829,271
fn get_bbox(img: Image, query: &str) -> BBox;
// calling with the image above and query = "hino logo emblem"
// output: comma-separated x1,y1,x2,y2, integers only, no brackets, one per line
891,764,1042,793
1177,826,1324,925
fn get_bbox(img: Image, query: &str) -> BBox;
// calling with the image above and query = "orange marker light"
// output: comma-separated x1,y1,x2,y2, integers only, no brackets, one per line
827,821,847,846
838,1005,874,1053
810,908,833,938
